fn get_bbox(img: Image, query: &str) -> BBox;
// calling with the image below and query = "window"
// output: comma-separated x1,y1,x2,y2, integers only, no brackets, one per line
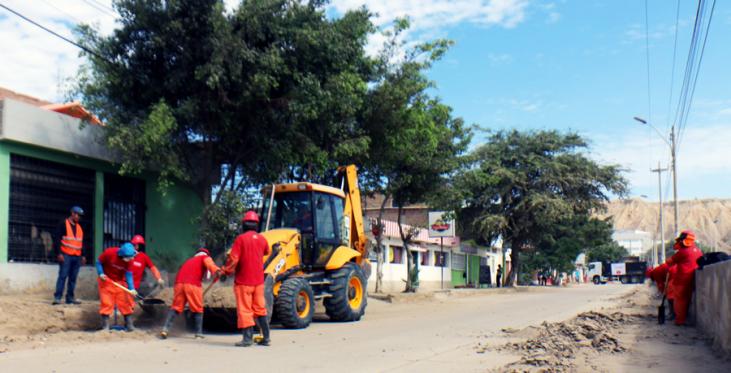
262,192,313,232
390,246,404,264
452,253,466,270
314,193,338,241
103,174,145,249
435,251,449,267
8,154,95,263
420,250,431,266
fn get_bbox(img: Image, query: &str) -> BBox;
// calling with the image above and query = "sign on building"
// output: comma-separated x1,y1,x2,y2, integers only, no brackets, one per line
428,211,455,238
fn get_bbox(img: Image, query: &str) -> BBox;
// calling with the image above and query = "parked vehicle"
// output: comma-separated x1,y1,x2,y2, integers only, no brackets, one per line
588,260,647,284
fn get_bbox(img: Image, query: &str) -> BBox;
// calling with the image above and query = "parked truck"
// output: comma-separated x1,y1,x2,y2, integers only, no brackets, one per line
588,260,647,284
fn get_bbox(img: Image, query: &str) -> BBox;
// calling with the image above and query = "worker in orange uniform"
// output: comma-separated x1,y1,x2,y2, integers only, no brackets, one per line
159,248,220,339
129,235,164,293
96,243,138,331
221,211,271,347
665,230,703,326
53,206,86,305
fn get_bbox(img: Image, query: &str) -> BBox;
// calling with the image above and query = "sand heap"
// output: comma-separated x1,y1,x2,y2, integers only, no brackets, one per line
484,311,634,371
599,198,731,252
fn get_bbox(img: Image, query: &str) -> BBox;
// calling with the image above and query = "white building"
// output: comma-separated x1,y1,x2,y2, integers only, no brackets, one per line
612,229,653,258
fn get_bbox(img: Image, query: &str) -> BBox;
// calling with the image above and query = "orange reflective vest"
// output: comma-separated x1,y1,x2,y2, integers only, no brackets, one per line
60,219,83,256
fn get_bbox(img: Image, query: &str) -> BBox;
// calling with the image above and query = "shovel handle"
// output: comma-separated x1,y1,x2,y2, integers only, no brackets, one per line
108,278,143,300
203,274,221,298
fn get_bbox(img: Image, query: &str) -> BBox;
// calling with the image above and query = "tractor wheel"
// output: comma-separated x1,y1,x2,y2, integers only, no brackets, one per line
274,277,314,329
264,275,274,324
592,276,601,285
324,263,367,322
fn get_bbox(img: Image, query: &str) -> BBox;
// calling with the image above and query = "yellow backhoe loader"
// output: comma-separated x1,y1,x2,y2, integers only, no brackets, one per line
258,165,369,328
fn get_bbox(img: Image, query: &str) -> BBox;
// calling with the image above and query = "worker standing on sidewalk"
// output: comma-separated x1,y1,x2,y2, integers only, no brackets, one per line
496,265,502,288
159,248,221,340
129,235,165,294
665,230,703,326
96,243,138,331
52,206,86,305
221,211,271,347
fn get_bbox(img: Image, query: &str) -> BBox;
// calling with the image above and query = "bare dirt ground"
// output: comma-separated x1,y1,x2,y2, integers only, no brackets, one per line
0,284,728,372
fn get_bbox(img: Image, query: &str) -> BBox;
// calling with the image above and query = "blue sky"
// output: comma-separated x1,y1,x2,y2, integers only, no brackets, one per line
2,0,730,201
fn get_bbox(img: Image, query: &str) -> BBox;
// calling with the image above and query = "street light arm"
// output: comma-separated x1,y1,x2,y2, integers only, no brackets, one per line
634,117,672,148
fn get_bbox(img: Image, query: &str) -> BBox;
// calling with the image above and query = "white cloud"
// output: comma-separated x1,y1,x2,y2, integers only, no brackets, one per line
330,0,529,32
590,123,731,198
487,52,513,66
0,0,118,102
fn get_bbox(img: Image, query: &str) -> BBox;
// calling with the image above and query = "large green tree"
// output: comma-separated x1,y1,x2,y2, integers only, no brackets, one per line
456,130,627,286
74,0,376,253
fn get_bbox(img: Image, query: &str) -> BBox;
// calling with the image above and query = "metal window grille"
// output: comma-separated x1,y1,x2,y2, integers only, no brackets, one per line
103,174,145,249
8,154,95,263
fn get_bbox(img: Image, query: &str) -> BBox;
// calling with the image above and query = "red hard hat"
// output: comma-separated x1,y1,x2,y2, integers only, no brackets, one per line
196,248,211,256
242,210,260,223
131,235,145,245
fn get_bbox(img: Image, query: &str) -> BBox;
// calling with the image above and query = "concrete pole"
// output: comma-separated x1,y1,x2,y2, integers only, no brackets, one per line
651,163,668,265
670,127,679,237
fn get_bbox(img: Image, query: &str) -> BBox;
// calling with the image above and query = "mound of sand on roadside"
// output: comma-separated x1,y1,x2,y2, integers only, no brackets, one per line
479,311,641,371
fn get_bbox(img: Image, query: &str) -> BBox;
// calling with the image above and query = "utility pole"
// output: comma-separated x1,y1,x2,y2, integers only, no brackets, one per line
670,126,679,236
651,163,668,265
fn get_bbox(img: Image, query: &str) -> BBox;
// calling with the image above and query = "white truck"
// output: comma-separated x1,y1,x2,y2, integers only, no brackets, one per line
587,261,647,285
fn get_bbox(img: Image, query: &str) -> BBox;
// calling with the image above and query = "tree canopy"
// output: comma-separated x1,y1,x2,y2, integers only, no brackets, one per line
456,130,628,285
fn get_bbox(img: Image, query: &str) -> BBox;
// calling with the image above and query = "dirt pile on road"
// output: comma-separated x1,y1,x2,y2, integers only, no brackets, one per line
484,311,635,371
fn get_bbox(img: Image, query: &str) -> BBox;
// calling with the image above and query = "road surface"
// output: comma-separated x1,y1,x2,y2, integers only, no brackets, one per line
0,284,633,372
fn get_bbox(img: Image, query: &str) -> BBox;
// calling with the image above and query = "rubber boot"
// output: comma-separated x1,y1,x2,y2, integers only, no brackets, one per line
235,327,253,347
124,315,135,332
99,315,110,331
193,313,204,339
160,309,177,339
255,316,270,346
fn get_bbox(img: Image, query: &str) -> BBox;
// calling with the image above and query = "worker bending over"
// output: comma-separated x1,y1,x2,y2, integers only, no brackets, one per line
222,211,271,347
665,230,703,326
160,248,220,339
96,243,138,331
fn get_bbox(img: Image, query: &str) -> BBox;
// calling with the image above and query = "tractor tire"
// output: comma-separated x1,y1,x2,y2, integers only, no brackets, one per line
274,277,314,329
264,275,274,324
592,276,601,285
324,263,368,322
620,276,628,284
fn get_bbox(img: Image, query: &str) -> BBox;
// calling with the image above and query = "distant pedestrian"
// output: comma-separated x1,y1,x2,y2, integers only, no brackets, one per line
53,206,86,305
496,265,503,288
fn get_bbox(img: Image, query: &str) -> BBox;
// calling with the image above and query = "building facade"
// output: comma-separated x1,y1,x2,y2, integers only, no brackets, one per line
0,97,203,292
612,229,653,258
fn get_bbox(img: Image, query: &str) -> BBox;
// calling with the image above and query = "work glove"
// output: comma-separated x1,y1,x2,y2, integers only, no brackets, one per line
130,289,139,297
157,278,165,287
99,274,108,282
57,254,65,263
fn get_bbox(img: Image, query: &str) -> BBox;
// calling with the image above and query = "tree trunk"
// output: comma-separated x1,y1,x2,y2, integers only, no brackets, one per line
506,240,521,287
374,195,390,294
397,205,417,293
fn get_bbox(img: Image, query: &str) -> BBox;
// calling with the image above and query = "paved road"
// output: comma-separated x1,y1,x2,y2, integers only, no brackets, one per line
0,284,634,373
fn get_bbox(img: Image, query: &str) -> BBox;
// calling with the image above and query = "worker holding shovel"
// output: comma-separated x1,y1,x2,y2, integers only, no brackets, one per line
96,243,138,331
129,235,165,296
159,248,221,339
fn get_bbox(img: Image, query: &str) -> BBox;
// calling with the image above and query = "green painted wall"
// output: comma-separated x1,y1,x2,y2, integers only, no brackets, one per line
468,255,481,285
0,140,203,269
0,145,9,263
144,182,203,271
451,269,466,286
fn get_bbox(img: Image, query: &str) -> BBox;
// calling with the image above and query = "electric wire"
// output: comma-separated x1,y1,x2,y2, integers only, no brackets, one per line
644,0,652,128
665,0,681,132
80,0,116,18
0,2,110,63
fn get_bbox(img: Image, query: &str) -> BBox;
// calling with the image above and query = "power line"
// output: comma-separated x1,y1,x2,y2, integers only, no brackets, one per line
80,0,116,18
665,0,681,132
677,0,717,145
643,0,652,127
0,2,110,63
40,0,84,25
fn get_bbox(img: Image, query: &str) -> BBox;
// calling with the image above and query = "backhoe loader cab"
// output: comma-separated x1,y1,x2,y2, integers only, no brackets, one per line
257,165,368,329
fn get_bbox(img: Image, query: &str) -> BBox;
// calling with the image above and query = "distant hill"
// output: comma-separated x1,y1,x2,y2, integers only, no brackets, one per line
598,198,731,253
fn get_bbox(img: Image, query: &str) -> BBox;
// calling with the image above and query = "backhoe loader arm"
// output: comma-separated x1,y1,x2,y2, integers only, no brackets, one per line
338,165,367,263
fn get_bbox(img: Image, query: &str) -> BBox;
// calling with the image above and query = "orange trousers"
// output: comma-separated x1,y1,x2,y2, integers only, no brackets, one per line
234,284,266,329
98,279,134,316
171,283,204,313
